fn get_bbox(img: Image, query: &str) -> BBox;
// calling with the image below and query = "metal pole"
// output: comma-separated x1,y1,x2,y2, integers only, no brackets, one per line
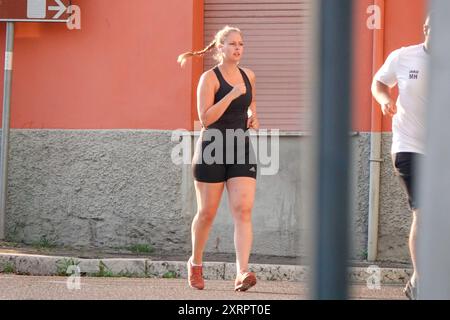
312,0,353,300
367,0,386,262
0,22,14,240
418,1,450,299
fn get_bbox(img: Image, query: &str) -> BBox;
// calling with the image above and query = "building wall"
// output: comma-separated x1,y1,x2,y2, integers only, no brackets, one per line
352,0,427,262
0,0,199,253
5,130,189,253
0,0,195,130
0,0,428,262
352,0,428,132
2,130,411,263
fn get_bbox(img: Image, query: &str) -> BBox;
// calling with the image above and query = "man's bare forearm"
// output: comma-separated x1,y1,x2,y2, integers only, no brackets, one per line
371,80,393,105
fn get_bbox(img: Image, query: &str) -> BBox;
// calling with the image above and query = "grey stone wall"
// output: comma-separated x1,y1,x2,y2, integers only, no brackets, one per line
4,130,190,253
1,130,411,263
199,135,306,258
188,132,411,263
349,133,411,263
350,133,371,260
377,133,412,263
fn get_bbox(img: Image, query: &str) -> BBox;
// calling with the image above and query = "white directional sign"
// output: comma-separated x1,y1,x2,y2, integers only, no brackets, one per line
0,0,72,22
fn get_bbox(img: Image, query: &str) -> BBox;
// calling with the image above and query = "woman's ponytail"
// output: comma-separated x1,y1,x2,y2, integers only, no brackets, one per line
177,39,216,67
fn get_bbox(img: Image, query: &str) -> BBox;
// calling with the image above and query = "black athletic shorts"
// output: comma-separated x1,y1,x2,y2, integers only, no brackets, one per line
392,152,424,211
192,129,257,183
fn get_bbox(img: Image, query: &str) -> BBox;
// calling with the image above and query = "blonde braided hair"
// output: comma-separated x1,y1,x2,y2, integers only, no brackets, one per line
177,26,242,67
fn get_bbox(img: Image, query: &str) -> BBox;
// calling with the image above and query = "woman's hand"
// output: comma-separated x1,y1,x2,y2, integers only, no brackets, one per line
247,115,260,130
230,83,247,100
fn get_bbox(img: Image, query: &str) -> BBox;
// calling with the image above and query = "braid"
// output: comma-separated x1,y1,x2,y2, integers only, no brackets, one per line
193,39,216,56
177,39,216,67
177,25,242,67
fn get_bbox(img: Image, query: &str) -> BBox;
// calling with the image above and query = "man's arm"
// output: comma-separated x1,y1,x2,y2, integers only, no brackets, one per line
371,79,397,117
371,48,402,117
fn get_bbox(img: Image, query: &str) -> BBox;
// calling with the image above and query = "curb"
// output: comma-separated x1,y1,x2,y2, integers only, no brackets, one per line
0,253,411,285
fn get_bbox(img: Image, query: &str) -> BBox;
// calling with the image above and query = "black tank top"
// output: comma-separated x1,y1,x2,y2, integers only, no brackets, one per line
207,66,253,131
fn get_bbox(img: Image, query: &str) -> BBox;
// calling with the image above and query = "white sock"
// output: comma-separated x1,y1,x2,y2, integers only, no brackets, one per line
190,258,202,267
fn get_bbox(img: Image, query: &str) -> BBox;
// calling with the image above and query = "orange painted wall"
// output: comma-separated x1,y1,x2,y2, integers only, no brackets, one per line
352,0,374,133
1,0,426,132
0,0,197,130
352,0,427,132
191,0,204,129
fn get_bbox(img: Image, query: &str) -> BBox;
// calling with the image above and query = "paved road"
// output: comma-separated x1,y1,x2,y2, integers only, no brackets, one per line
0,275,406,300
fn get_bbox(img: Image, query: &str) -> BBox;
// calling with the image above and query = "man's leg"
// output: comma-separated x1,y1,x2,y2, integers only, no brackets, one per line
393,153,420,299
409,210,418,287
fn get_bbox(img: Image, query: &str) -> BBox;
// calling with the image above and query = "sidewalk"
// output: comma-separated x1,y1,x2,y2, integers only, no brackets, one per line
0,275,406,300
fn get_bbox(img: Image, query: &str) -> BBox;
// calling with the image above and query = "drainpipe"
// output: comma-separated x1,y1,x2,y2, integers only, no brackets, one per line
367,0,385,262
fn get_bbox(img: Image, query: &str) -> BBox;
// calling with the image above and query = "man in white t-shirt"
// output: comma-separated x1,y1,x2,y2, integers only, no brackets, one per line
371,14,431,300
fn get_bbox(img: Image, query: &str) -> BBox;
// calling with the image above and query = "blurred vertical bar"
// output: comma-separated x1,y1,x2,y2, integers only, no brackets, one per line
418,0,450,299
312,0,353,300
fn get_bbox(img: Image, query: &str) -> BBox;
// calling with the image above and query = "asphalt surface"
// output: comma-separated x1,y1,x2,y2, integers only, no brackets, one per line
0,275,406,300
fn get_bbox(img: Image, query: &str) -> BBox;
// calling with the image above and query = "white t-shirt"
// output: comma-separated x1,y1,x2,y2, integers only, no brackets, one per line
374,43,429,155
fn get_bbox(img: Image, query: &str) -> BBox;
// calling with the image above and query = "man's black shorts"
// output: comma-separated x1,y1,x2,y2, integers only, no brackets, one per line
392,152,424,211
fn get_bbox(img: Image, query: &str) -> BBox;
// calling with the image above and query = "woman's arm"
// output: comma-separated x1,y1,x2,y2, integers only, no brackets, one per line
197,71,246,128
243,68,259,129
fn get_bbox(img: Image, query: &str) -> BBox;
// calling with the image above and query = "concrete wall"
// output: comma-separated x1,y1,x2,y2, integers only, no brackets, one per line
377,134,412,263
195,134,307,258
3,130,411,263
5,130,190,253
350,133,411,263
